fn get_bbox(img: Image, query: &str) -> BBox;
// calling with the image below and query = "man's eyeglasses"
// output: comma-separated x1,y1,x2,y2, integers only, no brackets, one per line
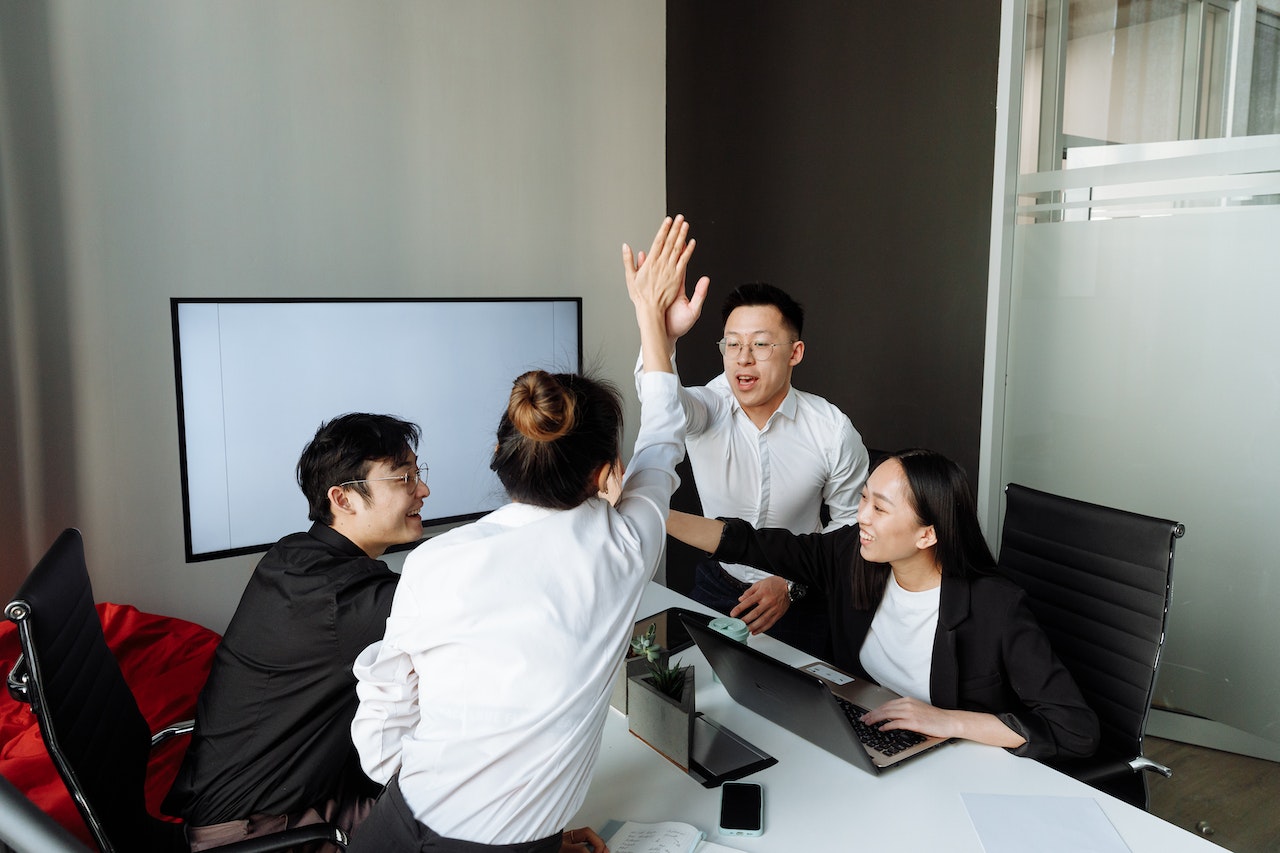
337,464,429,493
717,339,793,361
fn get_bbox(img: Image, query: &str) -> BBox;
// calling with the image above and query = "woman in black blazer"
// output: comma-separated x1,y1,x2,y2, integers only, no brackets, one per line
666,448,1099,760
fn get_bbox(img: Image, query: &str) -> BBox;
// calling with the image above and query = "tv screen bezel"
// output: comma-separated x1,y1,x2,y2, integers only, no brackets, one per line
171,296,584,563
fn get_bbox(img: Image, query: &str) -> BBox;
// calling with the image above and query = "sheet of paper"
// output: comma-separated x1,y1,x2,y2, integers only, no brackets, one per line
962,793,1131,853
606,820,705,853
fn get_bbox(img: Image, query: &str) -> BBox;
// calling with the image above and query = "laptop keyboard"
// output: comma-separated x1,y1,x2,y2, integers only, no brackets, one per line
835,697,927,756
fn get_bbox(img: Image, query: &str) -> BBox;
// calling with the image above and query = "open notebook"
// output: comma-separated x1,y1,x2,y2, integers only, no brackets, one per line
601,820,745,853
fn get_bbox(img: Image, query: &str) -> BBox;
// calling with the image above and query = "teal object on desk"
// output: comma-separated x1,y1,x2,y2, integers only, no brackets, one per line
707,617,748,643
707,617,748,682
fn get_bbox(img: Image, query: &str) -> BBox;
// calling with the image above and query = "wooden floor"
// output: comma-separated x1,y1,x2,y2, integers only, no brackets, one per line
1145,736,1280,852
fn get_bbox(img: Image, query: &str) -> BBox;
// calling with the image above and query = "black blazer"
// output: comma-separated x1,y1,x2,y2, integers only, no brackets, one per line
715,519,1099,760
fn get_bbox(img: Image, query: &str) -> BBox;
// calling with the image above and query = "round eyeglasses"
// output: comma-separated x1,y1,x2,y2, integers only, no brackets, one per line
337,464,429,493
717,338,793,361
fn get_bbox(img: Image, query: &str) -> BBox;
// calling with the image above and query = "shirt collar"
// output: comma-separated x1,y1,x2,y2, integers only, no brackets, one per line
484,501,562,526
721,375,799,427
308,521,368,558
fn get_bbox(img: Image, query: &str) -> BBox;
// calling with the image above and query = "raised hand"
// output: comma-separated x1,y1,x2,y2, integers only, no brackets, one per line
632,247,709,343
623,215,708,373
622,215,706,323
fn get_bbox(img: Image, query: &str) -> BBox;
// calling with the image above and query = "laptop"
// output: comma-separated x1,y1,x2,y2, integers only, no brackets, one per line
682,615,950,775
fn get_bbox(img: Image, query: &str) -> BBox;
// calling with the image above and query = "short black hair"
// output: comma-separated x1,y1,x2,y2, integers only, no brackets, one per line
296,413,421,525
720,283,804,339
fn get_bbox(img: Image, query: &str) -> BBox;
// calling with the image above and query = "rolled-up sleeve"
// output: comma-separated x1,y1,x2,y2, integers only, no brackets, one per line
351,638,419,784
998,594,1100,761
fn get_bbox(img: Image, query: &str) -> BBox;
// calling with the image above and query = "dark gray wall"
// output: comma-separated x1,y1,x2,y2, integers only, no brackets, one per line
664,1,1000,592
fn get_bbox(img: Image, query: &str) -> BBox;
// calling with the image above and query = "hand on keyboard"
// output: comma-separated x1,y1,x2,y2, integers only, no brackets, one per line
835,697,926,756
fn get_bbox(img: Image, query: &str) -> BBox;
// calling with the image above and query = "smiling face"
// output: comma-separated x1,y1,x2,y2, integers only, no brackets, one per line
329,455,430,558
721,304,804,428
856,459,938,574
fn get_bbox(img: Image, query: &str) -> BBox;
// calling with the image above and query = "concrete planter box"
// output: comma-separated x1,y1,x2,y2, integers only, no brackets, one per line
626,666,695,771
609,653,658,714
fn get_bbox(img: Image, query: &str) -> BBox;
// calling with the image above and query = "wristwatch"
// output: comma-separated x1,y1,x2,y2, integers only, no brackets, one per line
786,580,807,602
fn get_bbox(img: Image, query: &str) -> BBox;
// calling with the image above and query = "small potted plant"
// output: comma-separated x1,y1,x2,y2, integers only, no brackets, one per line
610,622,667,713
627,635,696,771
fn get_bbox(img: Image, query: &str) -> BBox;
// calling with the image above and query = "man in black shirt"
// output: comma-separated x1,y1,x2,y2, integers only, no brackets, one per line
165,413,430,850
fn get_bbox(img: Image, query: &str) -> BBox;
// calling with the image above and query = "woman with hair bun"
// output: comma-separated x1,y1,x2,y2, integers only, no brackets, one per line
349,216,709,853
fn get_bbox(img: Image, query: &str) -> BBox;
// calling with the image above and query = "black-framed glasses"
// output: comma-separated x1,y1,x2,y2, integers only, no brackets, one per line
717,338,793,361
337,464,429,493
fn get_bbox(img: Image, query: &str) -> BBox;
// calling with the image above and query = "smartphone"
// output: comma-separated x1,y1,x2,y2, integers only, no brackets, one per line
718,781,764,836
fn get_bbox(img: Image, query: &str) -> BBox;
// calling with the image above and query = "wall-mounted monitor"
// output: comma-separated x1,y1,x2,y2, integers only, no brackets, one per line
172,297,582,562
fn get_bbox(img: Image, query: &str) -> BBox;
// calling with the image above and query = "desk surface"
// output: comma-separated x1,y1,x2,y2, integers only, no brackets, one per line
572,584,1218,852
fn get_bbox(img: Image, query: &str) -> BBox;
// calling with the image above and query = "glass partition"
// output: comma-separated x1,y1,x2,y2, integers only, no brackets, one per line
1022,0,1280,178
993,0,1280,750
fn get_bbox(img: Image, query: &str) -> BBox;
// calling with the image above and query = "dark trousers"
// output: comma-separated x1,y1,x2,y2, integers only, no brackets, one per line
348,777,564,853
185,774,374,852
690,558,831,659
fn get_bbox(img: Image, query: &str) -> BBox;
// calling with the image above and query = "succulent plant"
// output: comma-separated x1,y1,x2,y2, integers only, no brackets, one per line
647,656,689,701
630,622,662,663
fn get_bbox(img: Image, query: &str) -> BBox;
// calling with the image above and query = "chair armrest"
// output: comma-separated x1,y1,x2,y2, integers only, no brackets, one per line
7,653,29,702
0,775,92,852
1128,755,1173,778
150,719,195,747
1072,755,1172,784
214,824,349,852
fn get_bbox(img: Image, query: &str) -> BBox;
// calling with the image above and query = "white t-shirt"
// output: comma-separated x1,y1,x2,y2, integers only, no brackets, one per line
351,372,684,843
858,575,941,703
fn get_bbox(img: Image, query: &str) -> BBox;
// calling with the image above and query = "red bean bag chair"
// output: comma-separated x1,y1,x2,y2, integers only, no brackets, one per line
0,602,221,848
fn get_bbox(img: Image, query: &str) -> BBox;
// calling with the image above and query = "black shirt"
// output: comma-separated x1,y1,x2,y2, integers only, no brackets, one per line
165,523,399,825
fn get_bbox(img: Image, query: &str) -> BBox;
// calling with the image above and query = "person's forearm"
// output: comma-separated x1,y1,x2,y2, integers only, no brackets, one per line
666,509,724,553
638,309,674,374
951,710,1027,749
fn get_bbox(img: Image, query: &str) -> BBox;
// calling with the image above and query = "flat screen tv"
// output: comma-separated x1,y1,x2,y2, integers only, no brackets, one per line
172,297,582,562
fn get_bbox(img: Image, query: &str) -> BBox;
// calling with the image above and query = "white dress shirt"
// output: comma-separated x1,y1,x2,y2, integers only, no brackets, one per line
351,372,683,844
640,354,868,584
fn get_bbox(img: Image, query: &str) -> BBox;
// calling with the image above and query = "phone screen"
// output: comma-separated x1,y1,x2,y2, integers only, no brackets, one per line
719,782,763,833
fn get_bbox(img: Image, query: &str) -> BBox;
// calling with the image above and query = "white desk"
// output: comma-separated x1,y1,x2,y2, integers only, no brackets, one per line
572,584,1219,851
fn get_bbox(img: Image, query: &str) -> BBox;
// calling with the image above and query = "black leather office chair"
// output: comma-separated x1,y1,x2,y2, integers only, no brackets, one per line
4,528,348,852
997,484,1184,810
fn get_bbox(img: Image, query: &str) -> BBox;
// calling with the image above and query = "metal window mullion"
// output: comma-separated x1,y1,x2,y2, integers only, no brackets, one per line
1182,0,1209,138
1037,0,1069,221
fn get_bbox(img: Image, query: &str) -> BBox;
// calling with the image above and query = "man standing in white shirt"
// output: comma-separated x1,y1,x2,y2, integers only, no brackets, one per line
642,282,868,657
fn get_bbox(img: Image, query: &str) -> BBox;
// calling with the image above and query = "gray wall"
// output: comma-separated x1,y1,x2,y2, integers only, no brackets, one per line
1,0,666,632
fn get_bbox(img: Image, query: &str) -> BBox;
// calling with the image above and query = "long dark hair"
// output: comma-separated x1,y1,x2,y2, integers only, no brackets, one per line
849,448,996,609
490,370,623,509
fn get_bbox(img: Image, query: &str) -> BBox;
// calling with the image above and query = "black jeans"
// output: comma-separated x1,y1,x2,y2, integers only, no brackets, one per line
347,778,563,853
690,558,831,659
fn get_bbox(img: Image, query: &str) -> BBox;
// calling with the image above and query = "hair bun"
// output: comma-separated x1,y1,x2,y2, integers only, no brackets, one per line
508,370,576,442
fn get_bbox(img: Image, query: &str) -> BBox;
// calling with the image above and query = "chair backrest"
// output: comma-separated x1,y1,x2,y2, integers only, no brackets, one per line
997,484,1184,766
4,529,185,853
